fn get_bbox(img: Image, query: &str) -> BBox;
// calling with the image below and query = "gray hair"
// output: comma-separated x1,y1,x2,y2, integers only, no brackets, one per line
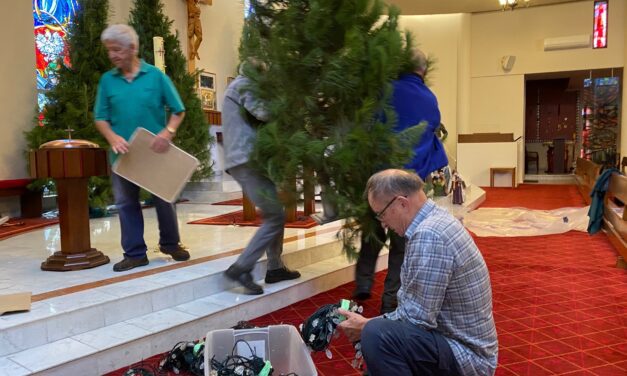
412,49,428,76
365,169,424,202
101,24,139,49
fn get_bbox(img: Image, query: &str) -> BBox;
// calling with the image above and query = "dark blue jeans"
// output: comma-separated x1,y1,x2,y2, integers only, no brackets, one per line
361,318,461,376
112,173,180,258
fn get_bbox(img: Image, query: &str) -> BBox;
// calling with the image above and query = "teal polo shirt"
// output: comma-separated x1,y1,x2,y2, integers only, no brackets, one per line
94,60,185,162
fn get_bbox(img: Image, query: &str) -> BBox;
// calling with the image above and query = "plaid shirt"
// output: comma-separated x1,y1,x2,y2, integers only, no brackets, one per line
385,200,498,375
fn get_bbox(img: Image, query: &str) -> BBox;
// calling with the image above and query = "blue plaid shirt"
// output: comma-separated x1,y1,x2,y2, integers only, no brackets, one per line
385,200,498,375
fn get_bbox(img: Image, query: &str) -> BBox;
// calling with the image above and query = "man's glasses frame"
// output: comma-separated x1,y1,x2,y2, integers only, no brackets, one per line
375,195,406,221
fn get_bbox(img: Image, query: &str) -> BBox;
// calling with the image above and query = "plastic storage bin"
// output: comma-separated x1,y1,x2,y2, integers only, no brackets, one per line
204,324,317,376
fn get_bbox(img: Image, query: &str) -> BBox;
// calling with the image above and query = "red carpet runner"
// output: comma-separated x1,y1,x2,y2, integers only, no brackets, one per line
188,210,318,229
107,184,627,376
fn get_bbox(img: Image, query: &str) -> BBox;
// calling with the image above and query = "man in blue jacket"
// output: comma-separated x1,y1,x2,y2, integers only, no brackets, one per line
354,49,449,313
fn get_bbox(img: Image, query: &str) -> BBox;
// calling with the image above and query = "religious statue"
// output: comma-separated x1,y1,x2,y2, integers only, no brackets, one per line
187,0,203,60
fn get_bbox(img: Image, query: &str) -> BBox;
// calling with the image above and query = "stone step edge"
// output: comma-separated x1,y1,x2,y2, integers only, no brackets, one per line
0,238,344,357
4,251,390,375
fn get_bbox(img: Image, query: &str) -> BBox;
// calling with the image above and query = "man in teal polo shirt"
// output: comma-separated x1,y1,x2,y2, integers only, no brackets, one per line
94,24,190,272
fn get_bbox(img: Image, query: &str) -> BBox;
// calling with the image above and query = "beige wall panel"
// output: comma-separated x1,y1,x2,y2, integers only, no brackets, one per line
471,1,624,78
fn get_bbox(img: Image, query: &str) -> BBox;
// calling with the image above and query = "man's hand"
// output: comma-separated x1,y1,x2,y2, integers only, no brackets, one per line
108,134,130,154
150,130,173,153
337,309,371,342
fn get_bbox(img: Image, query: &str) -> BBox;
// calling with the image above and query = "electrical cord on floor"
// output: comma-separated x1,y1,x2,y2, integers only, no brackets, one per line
209,339,268,376
159,340,205,375
300,299,364,369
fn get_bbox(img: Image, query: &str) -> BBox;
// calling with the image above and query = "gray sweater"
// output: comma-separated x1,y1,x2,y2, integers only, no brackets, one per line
221,75,270,171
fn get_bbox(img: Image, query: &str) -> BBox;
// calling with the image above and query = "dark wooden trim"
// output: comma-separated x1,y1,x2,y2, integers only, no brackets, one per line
458,133,515,143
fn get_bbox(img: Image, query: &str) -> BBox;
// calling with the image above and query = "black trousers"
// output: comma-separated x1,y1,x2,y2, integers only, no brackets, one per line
355,220,405,313
362,318,461,376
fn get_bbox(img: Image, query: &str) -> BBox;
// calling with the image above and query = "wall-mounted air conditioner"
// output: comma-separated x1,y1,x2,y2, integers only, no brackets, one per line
543,34,591,51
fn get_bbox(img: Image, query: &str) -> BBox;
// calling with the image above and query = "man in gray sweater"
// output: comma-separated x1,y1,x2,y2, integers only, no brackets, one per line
221,73,300,295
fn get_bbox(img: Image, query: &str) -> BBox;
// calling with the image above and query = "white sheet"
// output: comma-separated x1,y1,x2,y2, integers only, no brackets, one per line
462,206,589,237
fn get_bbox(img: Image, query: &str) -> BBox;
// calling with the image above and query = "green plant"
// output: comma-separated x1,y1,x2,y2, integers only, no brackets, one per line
24,0,112,209
129,0,213,181
240,0,424,257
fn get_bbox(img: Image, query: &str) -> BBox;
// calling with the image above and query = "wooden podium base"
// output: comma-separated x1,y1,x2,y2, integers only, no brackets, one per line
41,249,110,272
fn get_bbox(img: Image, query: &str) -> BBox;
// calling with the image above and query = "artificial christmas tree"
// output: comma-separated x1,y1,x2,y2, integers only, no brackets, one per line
24,0,113,210
240,0,425,256
129,0,213,181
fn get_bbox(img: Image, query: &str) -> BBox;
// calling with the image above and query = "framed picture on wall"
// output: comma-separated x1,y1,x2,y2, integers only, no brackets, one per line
198,71,216,91
200,88,216,111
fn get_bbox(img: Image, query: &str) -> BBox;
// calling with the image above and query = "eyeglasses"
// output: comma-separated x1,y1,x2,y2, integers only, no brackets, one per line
375,195,405,221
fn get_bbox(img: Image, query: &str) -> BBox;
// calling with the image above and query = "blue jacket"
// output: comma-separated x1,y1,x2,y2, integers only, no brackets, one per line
587,168,620,234
392,74,448,180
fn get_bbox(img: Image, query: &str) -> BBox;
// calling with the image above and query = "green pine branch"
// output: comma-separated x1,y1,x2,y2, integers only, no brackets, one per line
129,0,213,181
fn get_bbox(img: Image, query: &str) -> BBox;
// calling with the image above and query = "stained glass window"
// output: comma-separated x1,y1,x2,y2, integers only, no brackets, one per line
593,1,608,49
244,0,252,18
33,0,79,116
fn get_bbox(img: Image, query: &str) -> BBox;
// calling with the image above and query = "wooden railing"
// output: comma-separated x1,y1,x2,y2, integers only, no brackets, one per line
574,157,601,205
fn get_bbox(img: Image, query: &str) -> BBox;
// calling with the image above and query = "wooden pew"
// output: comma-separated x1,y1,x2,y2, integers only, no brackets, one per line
574,158,601,205
603,172,627,268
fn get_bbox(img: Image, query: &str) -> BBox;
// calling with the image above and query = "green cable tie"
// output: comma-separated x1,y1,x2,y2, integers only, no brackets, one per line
193,342,203,356
338,299,351,321
341,299,350,310
258,360,272,376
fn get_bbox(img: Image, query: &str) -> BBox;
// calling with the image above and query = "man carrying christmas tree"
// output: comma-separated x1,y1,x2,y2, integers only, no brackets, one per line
354,48,449,313
94,24,190,272
221,62,301,295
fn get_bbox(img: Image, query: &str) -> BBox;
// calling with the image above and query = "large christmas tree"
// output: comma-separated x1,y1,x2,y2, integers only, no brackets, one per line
241,0,425,256
24,0,113,209
129,0,213,181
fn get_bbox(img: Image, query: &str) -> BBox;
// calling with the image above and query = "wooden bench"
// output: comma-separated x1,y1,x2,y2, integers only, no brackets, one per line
602,172,627,268
0,179,42,218
574,157,601,205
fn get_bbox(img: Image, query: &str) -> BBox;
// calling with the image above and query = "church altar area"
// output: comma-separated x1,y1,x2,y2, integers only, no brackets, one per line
0,176,485,375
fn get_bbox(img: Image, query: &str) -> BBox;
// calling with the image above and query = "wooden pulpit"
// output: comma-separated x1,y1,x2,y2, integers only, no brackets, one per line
29,139,110,271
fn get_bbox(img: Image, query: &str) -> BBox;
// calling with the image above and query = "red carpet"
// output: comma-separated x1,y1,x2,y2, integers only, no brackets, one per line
0,217,59,240
107,184,626,376
188,210,318,229
480,184,587,210
211,198,244,206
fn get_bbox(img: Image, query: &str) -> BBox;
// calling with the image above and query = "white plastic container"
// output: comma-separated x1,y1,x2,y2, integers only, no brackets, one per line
204,324,317,376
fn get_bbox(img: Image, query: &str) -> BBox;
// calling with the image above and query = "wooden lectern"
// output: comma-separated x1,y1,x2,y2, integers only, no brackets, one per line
29,138,110,271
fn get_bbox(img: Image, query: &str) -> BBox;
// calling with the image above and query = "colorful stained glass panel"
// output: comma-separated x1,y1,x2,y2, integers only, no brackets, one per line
593,1,608,49
33,0,79,113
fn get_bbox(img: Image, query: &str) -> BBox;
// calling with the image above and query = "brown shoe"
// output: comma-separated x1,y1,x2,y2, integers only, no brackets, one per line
159,243,190,261
113,256,149,272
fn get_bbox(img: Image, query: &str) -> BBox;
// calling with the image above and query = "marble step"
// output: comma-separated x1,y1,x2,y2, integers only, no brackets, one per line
0,250,391,376
0,234,345,360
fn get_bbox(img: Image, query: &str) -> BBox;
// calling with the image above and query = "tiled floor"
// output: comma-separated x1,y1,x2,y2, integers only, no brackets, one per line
0,184,338,298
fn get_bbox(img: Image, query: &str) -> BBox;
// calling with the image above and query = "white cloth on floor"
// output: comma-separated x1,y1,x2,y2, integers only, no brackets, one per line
462,206,589,237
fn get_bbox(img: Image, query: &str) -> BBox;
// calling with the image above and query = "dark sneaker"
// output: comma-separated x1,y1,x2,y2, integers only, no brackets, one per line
159,243,190,261
225,265,264,295
265,266,301,284
352,288,371,301
113,256,149,272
